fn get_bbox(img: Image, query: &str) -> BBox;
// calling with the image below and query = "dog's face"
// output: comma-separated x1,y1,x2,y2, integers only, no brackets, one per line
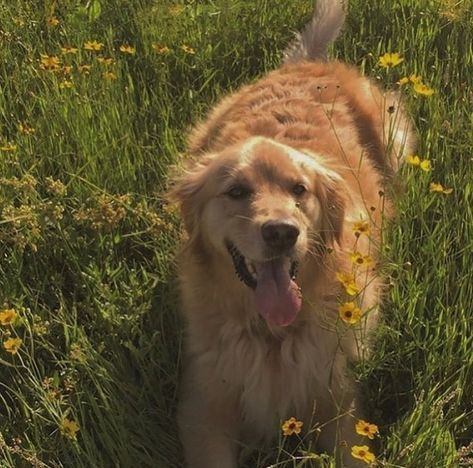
172,137,345,326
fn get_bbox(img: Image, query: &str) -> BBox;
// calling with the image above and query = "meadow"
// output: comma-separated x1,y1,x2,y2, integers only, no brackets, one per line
0,0,472,466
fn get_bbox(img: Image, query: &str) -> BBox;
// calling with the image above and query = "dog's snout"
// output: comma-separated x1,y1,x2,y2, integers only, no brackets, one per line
261,220,300,251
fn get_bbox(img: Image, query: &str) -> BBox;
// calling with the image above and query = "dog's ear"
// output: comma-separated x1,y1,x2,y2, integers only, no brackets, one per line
314,171,347,247
168,155,214,235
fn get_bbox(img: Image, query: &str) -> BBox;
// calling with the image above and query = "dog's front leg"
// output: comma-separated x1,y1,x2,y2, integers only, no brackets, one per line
178,358,240,468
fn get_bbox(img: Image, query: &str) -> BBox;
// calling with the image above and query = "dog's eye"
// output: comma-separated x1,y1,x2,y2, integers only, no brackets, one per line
226,185,252,199
292,183,308,196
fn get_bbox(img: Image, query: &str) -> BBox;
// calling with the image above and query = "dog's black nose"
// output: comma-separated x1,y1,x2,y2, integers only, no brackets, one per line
261,220,300,252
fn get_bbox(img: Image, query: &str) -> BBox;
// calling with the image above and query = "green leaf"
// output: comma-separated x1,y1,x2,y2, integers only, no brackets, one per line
88,0,102,22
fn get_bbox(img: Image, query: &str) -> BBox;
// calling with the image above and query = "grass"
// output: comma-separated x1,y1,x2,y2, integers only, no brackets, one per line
0,0,472,466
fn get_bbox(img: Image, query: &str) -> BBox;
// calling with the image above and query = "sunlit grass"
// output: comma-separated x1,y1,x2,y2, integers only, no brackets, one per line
1,0,472,466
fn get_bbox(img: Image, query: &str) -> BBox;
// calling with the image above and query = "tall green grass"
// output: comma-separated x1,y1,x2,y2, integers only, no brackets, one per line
0,0,472,466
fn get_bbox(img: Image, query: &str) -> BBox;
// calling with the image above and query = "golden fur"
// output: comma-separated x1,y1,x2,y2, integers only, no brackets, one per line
171,3,414,467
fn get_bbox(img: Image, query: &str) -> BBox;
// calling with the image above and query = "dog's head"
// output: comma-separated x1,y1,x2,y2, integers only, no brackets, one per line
171,137,346,327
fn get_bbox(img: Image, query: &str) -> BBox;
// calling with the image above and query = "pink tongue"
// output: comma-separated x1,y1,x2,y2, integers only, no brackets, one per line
254,259,302,327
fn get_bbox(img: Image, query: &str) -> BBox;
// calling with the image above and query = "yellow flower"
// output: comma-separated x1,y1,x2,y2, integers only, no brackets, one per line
180,44,195,54
429,182,453,194
61,46,78,55
18,123,35,135
406,155,431,171
336,272,360,296
96,56,115,65
350,252,373,267
59,80,74,89
281,417,303,436
152,44,170,54
351,445,375,464
3,337,22,354
0,143,17,152
102,71,117,81
355,420,379,440
119,45,136,55
420,159,431,172
40,54,61,71
378,52,403,68
61,65,73,75
413,83,435,96
338,302,361,324
352,221,370,237
47,16,59,27
406,154,421,166
408,74,423,84
397,77,409,85
0,309,17,325
78,64,92,74
84,40,104,51
60,418,80,440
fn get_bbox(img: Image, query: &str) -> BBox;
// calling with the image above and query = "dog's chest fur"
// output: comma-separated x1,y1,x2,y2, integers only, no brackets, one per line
210,313,347,441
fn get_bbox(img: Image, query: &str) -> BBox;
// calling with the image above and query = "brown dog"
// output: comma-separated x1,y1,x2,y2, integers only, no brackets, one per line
171,1,414,466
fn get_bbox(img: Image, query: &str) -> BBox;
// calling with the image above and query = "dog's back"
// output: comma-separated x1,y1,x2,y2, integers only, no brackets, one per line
189,0,413,174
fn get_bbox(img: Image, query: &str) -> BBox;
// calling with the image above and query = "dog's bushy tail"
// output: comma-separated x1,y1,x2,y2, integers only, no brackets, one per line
283,0,345,64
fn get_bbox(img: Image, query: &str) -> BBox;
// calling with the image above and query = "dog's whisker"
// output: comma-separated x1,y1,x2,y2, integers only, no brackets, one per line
234,214,254,222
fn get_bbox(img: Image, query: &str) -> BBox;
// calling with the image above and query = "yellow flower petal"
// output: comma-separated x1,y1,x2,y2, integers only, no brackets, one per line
18,123,35,135
78,64,92,74
430,182,453,194
397,76,409,85
350,252,373,267
336,272,360,296
355,420,379,439
180,44,195,54
378,52,403,68
119,45,136,55
420,159,431,172
409,74,423,84
84,40,104,51
59,80,74,89
3,337,22,354
352,221,370,237
351,445,376,464
413,83,435,96
97,56,115,65
60,418,80,440
152,44,170,54
0,143,17,152
338,302,361,324
61,46,78,55
406,154,421,166
102,71,117,81
0,309,17,325
281,417,304,436
40,54,61,71
47,16,59,27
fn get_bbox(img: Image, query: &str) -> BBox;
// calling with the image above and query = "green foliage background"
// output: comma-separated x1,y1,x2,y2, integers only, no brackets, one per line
0,0,472,466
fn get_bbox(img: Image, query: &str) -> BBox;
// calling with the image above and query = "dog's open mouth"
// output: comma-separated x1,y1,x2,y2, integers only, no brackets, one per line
226,241,302,327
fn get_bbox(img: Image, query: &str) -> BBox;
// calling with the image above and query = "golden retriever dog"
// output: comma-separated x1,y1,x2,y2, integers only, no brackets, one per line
171,1,414,466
